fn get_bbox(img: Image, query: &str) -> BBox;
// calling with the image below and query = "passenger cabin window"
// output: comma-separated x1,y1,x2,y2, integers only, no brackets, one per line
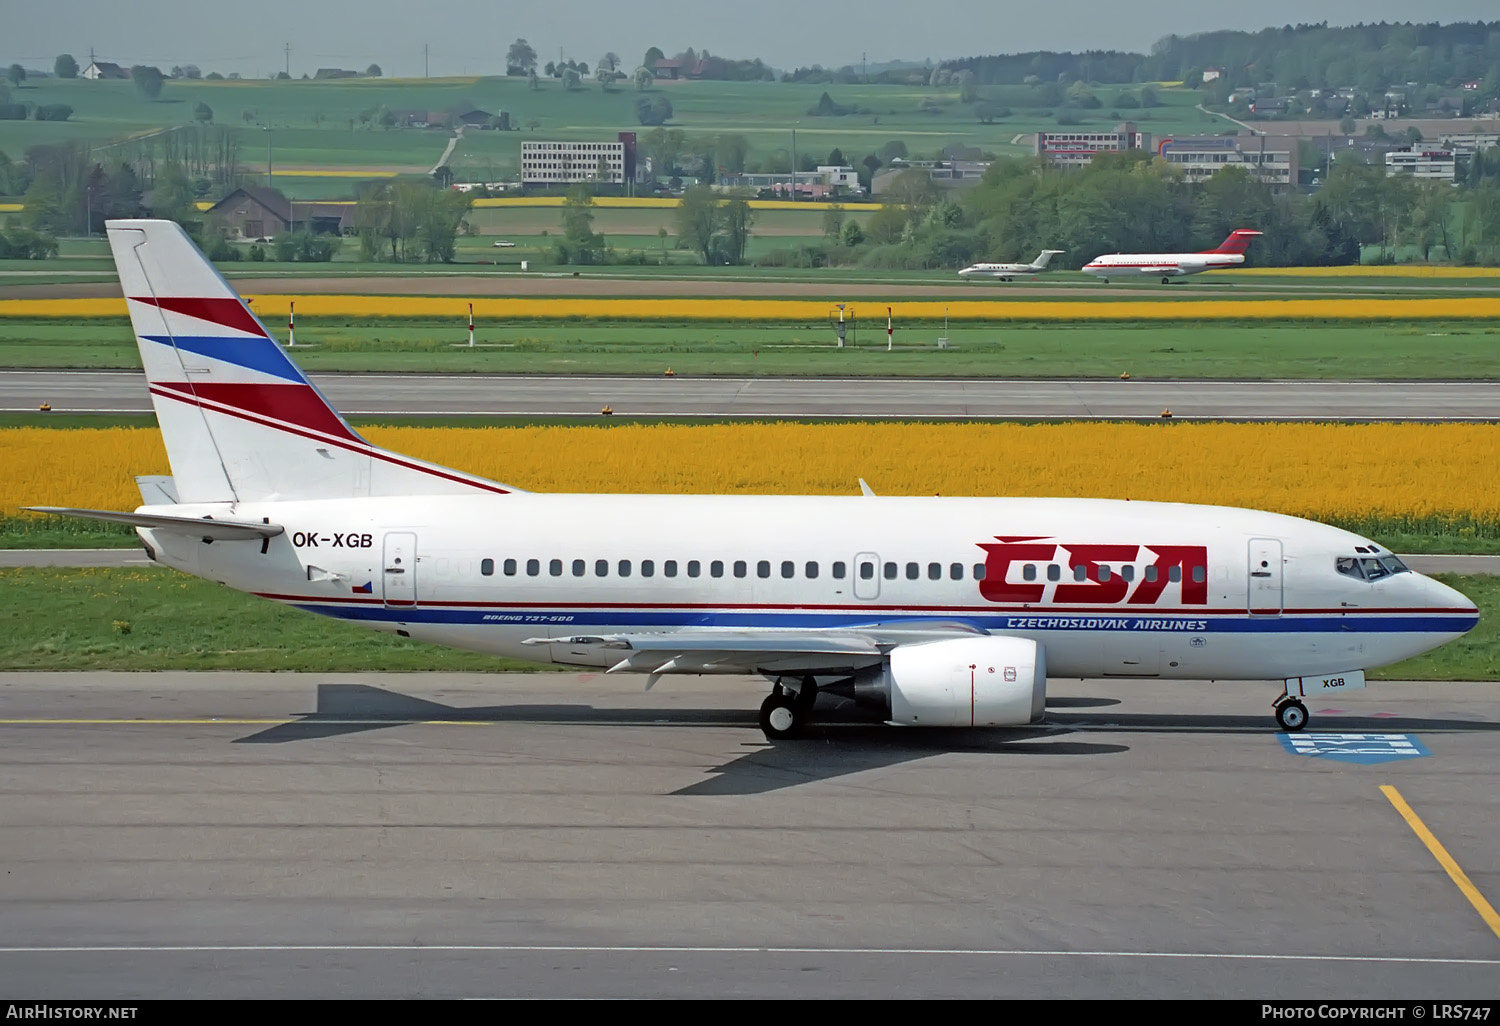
641,560,655,578
905,562,919,580
504,558,517,576
884,562,897,580
928,562,942,580
782,561,795,579
973,564,986,580
711,560,724,578
549,559,563,576
526,558,540,576
1073,564,1087,582
1022,564,1037,581
572,559,585,577
1191,565,1206,584
1098,565,1111,582
1144,565,1158,583
619,560,632,577
1169,566,1182,583
1047,564,1061,582
595,559,608,577
734,560,747,578
688,560,701,578
664,560,678,578
950,563,963,580
1122,565,1135,581
480,558,494,576
805,561,819,579
757,560,771,579
832,562,846,579
859,562,874,580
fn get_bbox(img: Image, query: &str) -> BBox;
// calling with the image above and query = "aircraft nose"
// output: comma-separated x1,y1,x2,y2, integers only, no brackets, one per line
1418,573,1479,631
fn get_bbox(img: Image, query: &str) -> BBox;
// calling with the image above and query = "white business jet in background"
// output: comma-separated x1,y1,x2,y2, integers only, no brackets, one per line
958,250,1065,281
28,221,1476,740
1083,229,1262,283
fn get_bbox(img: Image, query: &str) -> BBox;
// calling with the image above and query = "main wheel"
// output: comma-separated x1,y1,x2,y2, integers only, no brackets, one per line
1161,276,1171,284
759,692,803,740
1276,699,1309,732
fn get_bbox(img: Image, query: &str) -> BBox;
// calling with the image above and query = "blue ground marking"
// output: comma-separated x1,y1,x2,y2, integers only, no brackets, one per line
1278,732,1431,765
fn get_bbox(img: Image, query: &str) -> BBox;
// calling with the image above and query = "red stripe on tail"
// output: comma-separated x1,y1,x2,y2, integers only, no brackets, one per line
130,296,267,337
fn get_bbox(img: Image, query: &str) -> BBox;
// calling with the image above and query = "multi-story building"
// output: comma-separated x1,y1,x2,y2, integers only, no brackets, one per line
1385,147,1457,182
1156,134,1299,187
521,133,636,187
1034,122,1150,169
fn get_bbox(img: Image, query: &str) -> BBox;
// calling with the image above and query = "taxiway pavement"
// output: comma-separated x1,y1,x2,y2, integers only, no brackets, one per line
0,671,1495,998
5,369,1499,420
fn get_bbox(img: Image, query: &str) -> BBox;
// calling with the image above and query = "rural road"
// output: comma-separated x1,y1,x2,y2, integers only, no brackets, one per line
5,369,1499,420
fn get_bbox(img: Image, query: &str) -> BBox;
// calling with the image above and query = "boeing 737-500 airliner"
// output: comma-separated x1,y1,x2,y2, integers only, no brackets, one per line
28,221,1477,740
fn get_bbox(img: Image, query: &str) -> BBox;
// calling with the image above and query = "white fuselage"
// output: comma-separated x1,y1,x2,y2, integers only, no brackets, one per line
959,263,1038,279
138,493,1476,682
1082,252,1245,278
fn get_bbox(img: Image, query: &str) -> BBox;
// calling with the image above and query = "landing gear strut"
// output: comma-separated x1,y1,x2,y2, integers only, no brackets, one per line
1274,696,1309,732
759,678,817,740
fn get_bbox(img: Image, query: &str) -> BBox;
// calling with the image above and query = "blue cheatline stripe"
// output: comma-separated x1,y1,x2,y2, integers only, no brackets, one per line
288,604,1479,635
142,335,303,383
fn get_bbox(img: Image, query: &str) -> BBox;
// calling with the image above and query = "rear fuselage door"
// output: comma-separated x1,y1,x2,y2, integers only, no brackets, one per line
1248,538,1283,615
383,531,418,607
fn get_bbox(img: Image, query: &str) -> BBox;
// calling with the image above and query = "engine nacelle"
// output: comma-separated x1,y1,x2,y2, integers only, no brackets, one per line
886,636,1046,727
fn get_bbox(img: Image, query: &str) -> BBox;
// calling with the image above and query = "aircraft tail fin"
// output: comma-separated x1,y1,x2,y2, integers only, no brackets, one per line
105,219,520,504
1205,229,1263,255
1029,249,1064,270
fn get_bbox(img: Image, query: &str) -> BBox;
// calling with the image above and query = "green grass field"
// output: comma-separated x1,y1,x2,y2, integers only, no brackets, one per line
3,318,1499,379
0,76,1245,196
0,566,1490,679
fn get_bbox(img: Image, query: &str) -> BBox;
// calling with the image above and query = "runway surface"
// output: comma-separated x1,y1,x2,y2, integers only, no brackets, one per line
0,671,1496,998
7,369,1500,420
5,548,1495,575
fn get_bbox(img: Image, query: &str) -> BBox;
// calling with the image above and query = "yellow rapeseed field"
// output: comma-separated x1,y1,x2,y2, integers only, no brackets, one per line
8,296,1500,321
5,422,1497,531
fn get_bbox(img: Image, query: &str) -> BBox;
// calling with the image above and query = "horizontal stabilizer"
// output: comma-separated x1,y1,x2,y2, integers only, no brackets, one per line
23,506,284,540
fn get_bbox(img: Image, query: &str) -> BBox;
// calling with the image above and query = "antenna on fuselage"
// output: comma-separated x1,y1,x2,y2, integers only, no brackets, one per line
858,478,875,497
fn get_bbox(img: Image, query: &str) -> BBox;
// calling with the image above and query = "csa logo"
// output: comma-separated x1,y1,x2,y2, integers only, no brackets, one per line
1278,733,1430,765
977,537,1208,606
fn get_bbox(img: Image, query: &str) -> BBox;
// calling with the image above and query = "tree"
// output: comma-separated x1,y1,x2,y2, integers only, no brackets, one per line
956,69,978,103
822,203,846,241
131,65,165,100
840,219,864,248
636,94,672,126
54,54,78,79
715,134,749,175
366,64,382,77
6,66,24,88
1339,116,1356,134
528,70,540,91
675,185,721,263
721,190,754,265
827,147,846,167
644,47,665,70
557,184,604,264
634,66,653,91
544,61,557,77
181,65,201,79
1403,126,1423,145
507,38,537,75
194,102,213,124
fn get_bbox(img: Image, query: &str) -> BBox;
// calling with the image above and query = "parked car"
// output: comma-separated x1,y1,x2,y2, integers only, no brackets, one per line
492,240,516,247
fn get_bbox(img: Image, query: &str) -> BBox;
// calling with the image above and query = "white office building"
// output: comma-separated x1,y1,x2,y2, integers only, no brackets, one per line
1385,147,1457,182
1035,123,1150,169
521,140,627,185
1156,135,1298,187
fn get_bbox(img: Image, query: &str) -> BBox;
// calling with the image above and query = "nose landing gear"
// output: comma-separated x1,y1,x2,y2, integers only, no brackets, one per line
1274,695,1309,732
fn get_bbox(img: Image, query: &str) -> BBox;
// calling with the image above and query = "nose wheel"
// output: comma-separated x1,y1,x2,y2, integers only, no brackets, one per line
1274,698,1309,732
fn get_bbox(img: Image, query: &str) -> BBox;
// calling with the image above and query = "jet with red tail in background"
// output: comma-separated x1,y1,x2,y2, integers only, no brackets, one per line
1082,229,1263,284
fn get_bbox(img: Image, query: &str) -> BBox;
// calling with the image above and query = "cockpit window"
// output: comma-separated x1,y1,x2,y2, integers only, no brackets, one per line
1336,553,1409,581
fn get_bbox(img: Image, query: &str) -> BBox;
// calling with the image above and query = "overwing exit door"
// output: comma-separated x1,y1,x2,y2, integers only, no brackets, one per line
853,552,880,600
1248,538,1283,615
383,532,418,607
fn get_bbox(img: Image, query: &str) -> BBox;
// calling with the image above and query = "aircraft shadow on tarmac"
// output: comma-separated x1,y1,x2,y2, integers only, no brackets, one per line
231,684,1133,793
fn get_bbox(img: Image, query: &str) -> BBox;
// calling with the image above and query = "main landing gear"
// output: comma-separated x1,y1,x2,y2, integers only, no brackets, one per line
1161,276,1172,284
758,678,818,740
1273,695,1309,732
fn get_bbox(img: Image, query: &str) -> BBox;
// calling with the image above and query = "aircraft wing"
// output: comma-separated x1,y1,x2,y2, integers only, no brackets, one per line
23,506,285,541
523,620,988,685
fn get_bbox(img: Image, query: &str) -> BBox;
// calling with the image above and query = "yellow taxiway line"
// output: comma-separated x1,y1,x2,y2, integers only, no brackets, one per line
1381,784,1500,942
